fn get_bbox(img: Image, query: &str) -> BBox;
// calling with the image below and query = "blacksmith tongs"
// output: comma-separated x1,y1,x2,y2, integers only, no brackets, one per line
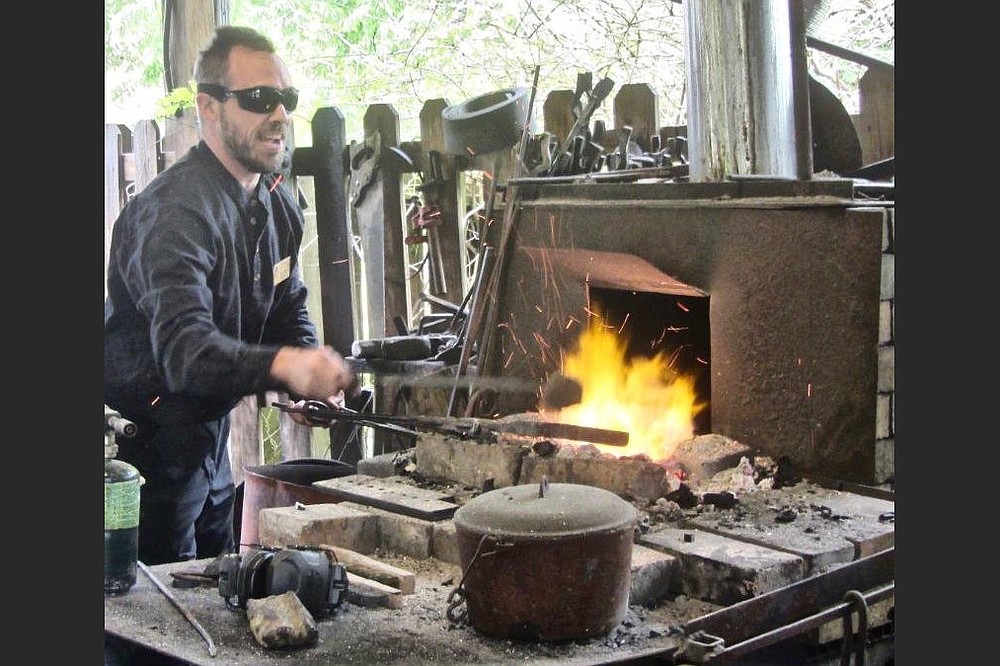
272,401,629,447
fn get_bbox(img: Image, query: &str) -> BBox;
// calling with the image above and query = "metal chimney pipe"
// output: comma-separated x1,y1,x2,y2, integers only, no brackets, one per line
684,0,813,181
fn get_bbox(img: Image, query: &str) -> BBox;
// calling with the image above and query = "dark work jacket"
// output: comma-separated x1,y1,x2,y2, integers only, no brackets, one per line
104,141,318,426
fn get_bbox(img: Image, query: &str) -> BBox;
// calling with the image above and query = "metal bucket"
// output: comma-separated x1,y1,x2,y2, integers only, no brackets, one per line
235,458,355,553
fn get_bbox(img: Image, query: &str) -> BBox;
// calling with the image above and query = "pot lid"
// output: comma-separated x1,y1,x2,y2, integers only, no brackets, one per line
453,478,637,538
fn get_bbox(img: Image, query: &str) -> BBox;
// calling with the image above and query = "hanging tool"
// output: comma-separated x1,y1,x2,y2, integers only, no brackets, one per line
272,400,629,446
348,130,381,207
404,150,448,296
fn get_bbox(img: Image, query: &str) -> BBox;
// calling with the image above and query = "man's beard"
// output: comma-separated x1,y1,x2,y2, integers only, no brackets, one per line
220,112,286,174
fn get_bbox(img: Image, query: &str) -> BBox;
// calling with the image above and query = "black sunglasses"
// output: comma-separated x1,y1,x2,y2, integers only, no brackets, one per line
197,83,299,114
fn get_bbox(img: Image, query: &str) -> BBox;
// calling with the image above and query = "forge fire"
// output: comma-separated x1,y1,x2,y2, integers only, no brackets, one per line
544,318,706,462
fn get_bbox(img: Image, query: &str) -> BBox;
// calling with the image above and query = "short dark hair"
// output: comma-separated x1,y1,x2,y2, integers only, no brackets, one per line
194,26,276,86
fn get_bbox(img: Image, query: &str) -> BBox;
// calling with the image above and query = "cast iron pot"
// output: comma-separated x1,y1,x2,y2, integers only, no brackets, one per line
451,478,638,642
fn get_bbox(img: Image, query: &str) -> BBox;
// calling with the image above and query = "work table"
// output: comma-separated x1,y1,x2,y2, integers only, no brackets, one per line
104,557,698,665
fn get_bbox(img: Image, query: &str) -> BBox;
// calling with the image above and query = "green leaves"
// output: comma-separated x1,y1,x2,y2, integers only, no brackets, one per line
155,82,197,121
106,0,894,136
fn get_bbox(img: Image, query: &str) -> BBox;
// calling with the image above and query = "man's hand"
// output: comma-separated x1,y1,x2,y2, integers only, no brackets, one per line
270,345,357,402
283,392,345,427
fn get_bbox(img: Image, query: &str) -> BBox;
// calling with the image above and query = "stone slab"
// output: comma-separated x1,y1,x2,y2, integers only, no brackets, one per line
313,474,457,520
639,526,805,605
816,488,895,558
432,520,461,566
258,503,378,554
684,481,893,573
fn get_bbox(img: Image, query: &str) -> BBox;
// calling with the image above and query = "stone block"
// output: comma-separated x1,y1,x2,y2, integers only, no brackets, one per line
878,300,892,345
639,526,805,605
340,502,435,559
432,520,461,565
629,543,678,608
258,503,378,554
816,492,895,558
876,393,891,439
878,346,894,392
874,438,894,485
684,482,892,573
415,433,526,489
880,253,894,300
670,434,752,484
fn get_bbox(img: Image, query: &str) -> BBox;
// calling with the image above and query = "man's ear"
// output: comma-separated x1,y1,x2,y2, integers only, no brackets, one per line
195,93,218,121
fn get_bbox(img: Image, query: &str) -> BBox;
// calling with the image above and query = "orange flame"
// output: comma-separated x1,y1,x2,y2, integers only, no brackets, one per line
553,321,706,461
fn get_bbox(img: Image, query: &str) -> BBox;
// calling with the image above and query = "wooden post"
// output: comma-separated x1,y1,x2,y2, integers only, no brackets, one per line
855,67,894,165
162,0,219,157
131,120,162,192
613,83,659,153
105,124,130,293
271,391,311,460
360,104,407,338
229,394,262,488
297,107,355,358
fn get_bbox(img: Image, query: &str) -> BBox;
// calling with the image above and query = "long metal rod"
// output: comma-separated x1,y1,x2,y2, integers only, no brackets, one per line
686,548,894,643
138,560,218,658
806,35,894,72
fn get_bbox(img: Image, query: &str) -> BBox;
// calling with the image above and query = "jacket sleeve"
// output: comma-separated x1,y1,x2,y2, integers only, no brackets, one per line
122,196,283,404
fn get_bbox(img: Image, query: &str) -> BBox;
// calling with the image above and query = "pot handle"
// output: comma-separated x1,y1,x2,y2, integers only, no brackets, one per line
445,533,513,625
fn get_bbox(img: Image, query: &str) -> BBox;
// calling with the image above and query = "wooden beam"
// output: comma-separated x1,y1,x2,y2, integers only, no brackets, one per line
162,0,219,156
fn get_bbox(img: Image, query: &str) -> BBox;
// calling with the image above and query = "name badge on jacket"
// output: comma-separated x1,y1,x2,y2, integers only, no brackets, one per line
273,257,291,285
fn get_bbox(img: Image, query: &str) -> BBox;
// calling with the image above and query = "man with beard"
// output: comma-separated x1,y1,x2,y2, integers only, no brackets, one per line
104,26,355,565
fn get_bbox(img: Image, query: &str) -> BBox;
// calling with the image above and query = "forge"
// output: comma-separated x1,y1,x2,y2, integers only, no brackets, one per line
475,177,889,485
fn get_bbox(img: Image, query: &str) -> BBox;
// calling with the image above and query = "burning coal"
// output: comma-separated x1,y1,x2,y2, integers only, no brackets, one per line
546,320,706,462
